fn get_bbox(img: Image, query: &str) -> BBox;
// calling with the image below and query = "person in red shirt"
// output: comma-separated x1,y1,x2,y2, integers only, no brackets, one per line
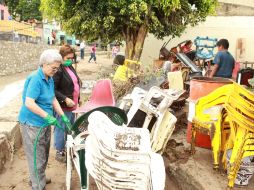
181,40,196,61
181,40,192,53
88,44,97,63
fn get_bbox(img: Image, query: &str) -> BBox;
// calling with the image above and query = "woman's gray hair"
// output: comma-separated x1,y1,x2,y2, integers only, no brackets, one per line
39,49,63,66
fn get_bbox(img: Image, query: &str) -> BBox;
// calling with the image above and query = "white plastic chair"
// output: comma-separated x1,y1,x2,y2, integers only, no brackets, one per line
120,86,179,154
66,106,126,190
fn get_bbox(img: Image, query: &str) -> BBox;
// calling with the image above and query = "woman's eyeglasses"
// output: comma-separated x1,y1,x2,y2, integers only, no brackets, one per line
47,64,60,72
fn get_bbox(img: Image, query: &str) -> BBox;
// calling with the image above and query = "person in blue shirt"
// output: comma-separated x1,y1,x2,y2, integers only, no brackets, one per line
18,49,71,190
209,39,235,78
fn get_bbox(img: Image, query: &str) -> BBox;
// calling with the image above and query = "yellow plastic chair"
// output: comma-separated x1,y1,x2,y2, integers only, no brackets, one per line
191,84,233,169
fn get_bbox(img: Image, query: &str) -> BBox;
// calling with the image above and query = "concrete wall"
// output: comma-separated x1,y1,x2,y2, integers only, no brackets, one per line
218,0,254,8
217,3,254,16
141,16,254,64
0,41,50,76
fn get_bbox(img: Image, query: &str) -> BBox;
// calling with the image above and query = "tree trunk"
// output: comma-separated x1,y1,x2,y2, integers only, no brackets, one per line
124,25,148,61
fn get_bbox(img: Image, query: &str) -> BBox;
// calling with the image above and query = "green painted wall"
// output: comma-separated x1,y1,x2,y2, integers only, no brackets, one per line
43,23,76,45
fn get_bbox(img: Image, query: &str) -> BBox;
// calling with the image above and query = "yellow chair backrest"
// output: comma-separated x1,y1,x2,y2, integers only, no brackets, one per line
225,83,254,132
124,59,141,71
194,84,233,122
167,71,183,90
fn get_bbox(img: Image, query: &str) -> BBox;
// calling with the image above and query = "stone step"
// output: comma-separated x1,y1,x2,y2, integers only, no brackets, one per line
0,122,22,174
0,134,10,173
0,122,22,149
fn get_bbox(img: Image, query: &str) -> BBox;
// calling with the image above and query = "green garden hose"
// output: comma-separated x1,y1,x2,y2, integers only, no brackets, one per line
33,122,67,190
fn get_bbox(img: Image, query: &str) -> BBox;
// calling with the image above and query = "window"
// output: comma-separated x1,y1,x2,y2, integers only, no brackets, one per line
0,10,4,20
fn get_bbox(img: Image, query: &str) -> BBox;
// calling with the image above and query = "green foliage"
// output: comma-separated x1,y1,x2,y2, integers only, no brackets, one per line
6,0,42,21
41,0,218,59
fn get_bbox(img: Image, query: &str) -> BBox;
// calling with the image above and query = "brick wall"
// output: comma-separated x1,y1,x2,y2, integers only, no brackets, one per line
0,41,50,76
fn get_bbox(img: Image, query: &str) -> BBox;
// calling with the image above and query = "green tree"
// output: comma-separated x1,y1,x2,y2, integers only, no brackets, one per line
6,0,42,21
41,0,217,60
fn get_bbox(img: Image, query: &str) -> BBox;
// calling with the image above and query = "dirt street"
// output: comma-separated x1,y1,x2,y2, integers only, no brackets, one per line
0,55,179,190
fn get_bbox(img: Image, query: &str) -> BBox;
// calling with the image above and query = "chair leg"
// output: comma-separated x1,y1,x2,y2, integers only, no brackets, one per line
143,113,154,129
66,136,72,190
221,124,230,153
211,123,221,170
222,122,236,170
227,128,247,188
79,150,88,190
191,124,197,154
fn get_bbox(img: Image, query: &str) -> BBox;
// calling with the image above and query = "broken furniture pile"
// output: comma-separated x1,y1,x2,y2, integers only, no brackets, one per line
65,73,187,190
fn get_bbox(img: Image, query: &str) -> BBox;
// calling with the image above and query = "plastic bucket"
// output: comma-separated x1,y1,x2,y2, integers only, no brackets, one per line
187,77,232,148
189,77,232,100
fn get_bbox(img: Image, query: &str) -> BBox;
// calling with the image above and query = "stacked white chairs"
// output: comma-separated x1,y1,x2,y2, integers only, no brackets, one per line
85,111,165,190
66,106,128,190
66,79,116,190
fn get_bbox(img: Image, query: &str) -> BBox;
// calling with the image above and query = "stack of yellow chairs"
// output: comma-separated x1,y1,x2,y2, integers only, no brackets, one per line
223,83,254,188
191,84,233,169
191,82,254,188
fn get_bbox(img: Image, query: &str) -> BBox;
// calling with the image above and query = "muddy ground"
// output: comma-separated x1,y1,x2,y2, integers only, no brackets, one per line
0,55,180,190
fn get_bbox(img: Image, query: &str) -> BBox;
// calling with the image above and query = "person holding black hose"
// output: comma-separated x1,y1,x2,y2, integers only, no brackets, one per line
19,49,72,190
